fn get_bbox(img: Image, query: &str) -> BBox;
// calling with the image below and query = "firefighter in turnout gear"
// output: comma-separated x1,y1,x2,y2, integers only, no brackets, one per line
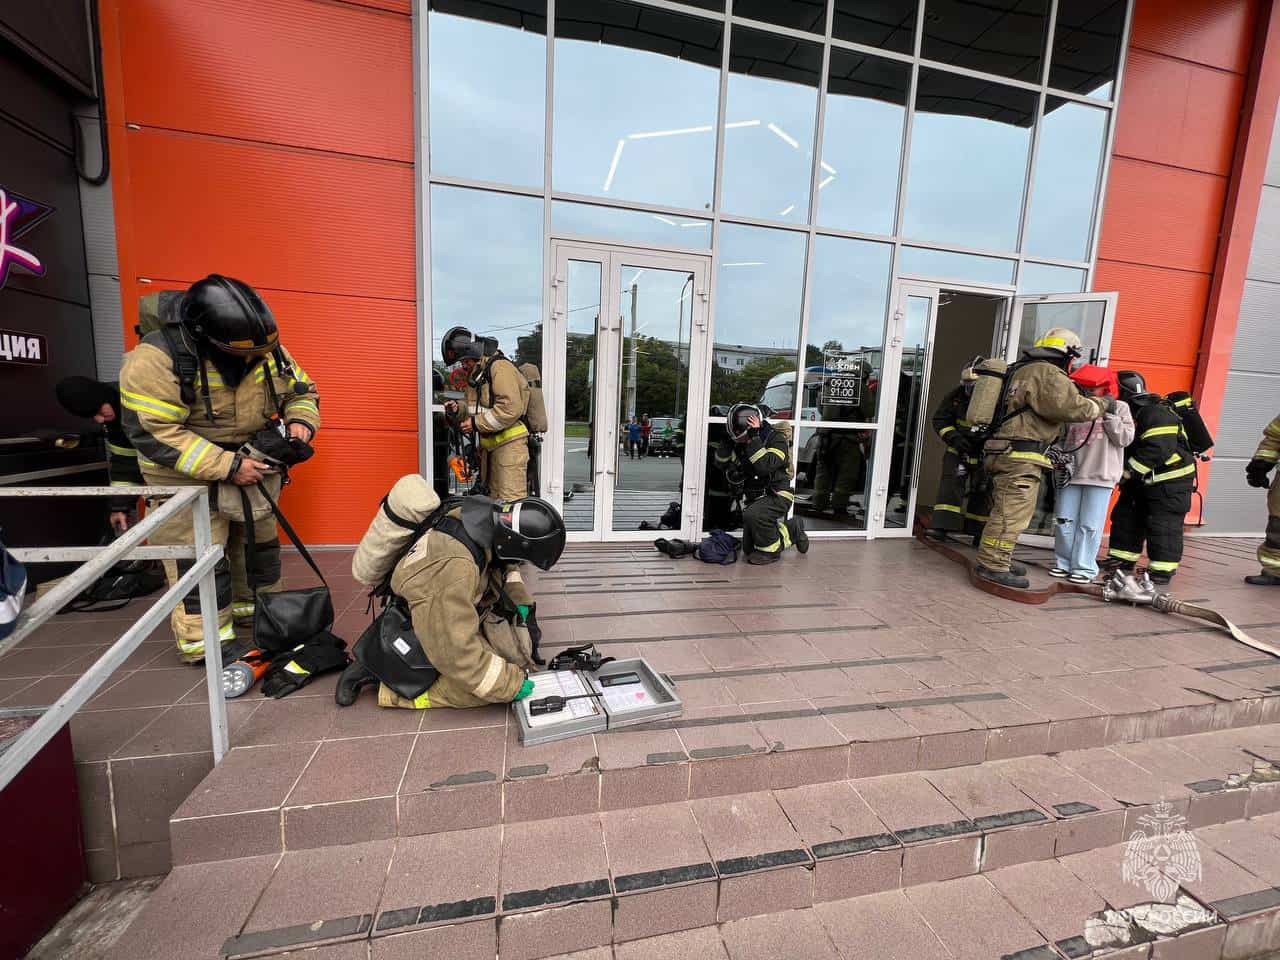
441,327,531,501
119,276,320,661
1245,414,1280,585
1103,371,1196,585
338,477,565,709
55,376,144,532
926,361,990,542
714,404,809,564
976,329,1110,589
811,358,875,519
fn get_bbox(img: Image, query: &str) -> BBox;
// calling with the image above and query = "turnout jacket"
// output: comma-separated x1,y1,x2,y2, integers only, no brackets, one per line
1253,414,1280,465
119,331,320,484
932,385,979,463
714,423,795,502
1124,399,1196,487
99,385,144,511
989,360,1107,468
389,512,532,704
463,354,530,451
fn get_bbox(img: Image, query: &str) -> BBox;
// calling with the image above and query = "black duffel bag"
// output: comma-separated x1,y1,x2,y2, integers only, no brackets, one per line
352,596,438,700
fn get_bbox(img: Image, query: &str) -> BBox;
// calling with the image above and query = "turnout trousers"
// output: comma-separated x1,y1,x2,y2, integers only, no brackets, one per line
1260,476,1280,577
1106,480,1193,577
976,456,1043,572
743,492,795,556
932,450,989,536
479,439,529,502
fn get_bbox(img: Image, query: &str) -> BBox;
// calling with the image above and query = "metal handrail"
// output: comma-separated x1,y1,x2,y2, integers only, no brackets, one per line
0,485,228,792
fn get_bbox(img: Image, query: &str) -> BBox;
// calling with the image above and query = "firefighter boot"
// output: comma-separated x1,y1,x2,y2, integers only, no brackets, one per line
747,551,781,565
976,564,1030,589
1245,573,1280,586
335,661,379,707
789,517,809,555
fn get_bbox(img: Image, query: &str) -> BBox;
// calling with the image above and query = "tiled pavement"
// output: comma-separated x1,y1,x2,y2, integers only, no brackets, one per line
8,534,1280,957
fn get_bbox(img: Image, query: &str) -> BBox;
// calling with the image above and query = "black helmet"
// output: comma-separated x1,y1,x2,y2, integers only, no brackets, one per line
493,498,566,570
726,402,762,442
181,275,278,358
441,326,481,365
1116,370,1149,403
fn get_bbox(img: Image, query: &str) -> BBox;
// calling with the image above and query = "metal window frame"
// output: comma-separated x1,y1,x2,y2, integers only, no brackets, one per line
412,0,1134,540
0,485,227,793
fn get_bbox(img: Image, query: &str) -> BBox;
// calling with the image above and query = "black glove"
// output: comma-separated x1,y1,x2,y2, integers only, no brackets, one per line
1098,396,1117,415
1246,458,1275,489
524,607,545,665
260,632,350,698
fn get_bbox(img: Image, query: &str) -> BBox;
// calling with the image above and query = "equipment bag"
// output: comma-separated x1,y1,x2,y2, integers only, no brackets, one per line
696,529,740,565
519,362,549,433
0,532,27,641
353,596,438,700
243,483,335,655
63,532,165,613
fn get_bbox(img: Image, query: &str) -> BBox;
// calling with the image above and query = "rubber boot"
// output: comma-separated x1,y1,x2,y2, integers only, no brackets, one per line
1148,571,1173,586
1245,573,1280,586
747,551,781,565
976,564,1030,589
335,661,378,707
926,528,948,542
1008,561,1028,577
790,517,809,555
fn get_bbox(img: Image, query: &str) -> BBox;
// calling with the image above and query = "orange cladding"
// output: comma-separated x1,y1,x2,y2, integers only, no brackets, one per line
98,0,419,543
1093,0,1259,397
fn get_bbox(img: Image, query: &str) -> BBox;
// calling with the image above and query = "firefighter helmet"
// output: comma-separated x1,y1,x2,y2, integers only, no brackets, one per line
1116,370,1151,404
441,326,483,365
181,275,279,358
726,402,762,442
491,498,566,571
1032,327,1084,360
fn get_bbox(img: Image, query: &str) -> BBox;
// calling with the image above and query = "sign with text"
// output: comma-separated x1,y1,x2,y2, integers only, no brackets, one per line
821,350,864,406
0,329,48,365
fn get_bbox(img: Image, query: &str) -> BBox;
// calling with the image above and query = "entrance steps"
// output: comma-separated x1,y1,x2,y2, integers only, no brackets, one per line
106,720,1280,959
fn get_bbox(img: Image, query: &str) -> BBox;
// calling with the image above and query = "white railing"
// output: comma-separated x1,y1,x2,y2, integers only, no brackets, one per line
0,485,228,792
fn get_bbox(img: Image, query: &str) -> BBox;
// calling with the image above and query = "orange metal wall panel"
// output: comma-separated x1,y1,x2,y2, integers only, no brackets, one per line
1114,49,1245,176
1129,0,1258,74
118,0,412,162
1095,159,1227,274
1094,260,1210,369
1103,362,1196,398
277,428,419,545
125,128,416,301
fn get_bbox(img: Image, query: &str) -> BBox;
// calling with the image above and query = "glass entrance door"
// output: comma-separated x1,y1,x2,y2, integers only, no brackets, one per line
546,242,711,542
1002,292,1118,365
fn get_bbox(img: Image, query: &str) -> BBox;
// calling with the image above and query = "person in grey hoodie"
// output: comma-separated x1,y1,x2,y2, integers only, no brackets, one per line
1051,368,1135,583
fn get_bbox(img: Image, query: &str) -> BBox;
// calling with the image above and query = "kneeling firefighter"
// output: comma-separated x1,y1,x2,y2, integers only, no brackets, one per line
336,475,566,709
1103,371,1208,584
441,327,532,501
968,328,1111,589
713,403,809,564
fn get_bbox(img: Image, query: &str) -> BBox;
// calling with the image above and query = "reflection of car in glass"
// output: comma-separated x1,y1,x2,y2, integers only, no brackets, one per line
760,370,822,481
646,416,682,456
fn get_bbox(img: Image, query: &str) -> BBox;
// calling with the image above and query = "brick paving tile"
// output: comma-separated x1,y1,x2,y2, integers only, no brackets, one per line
987,858,1108,943
924,764,1050,822
1198,820,1280,886
1058,843,1153,909
287,734,415,806
905,874,1049,960
499,815,610,913
613,927,729,960
853,772,971,836
814,889,950,960
1057,747,1192,805
376,827,501,929
721,908,839,960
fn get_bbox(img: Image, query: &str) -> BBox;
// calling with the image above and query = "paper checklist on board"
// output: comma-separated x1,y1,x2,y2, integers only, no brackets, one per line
522,670,601,728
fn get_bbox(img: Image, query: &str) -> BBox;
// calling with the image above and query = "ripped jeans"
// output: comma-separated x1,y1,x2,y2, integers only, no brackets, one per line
1053,482,1113,578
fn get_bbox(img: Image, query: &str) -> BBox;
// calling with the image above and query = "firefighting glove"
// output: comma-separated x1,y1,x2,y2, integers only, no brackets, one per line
513,678,535,702
1246,458,1275,489
1099,396,1117,415
261,632,350,699
522,606,546,665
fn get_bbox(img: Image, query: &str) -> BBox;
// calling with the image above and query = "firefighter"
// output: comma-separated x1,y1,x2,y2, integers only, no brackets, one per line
337,478,565,709
811,359,874,519
119,275,320,662
976,329,1111,589
55,376,143,532
441,327,531,501
926,360,989,542
1103,371,1196,585
1245,413,1280,585
714,403,809,564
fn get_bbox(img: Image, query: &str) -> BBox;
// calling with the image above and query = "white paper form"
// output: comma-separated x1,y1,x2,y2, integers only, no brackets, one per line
522,670,602,729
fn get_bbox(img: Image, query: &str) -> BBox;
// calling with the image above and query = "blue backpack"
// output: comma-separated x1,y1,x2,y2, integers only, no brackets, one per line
0,532,27,641
696,529,740,565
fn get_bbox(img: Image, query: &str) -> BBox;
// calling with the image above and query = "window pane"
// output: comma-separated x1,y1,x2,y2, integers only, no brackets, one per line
885,294,932,527
921,0,1049,84
552,201,712,248
1018,262,1086,293
817,50,910,235
553,0,722,211
430,186,543,370
833,0,917,54
899,246,1015,285
795,427,875,529
562,259,603,531
1049,0,1125,99
902,69,1036,252
722,27,822,223
806,234,891,425
428,0,546,187
1017,299,1107,363
1023,98,1107,262
734,0,827,34
711,223,806,413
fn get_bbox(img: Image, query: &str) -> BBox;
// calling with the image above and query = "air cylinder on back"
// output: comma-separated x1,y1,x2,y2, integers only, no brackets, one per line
352,474,441,587
963,358,1010,434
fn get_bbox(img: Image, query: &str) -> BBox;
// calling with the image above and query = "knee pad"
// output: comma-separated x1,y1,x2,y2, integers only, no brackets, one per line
180,555,231,614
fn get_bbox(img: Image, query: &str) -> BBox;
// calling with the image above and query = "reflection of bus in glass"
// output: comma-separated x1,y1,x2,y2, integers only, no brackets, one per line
760,369,823,482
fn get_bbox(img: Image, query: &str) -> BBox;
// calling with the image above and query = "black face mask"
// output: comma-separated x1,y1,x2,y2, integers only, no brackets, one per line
208,348,249,387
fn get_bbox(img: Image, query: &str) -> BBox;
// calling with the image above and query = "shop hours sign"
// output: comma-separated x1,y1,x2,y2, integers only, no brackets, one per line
821,350,865,406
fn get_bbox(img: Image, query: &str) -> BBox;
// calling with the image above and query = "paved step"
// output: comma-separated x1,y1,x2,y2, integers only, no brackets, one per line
111,722,1280,959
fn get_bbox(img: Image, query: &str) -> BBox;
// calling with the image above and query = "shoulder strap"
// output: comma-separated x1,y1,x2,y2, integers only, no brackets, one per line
433,515,486,571
159,325,198,406
255,482,328,587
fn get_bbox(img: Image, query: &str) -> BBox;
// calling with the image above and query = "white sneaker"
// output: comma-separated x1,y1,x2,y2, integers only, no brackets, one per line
1049,568,1069,578
1069,572,1093,584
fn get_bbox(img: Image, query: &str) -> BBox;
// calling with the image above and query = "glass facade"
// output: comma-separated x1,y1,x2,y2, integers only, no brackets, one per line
422,0,1130,536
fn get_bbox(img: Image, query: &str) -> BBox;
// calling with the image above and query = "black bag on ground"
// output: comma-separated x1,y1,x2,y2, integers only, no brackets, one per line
696,530,740,565
243,483,334,655
62,532,165,614
352,596,438,699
